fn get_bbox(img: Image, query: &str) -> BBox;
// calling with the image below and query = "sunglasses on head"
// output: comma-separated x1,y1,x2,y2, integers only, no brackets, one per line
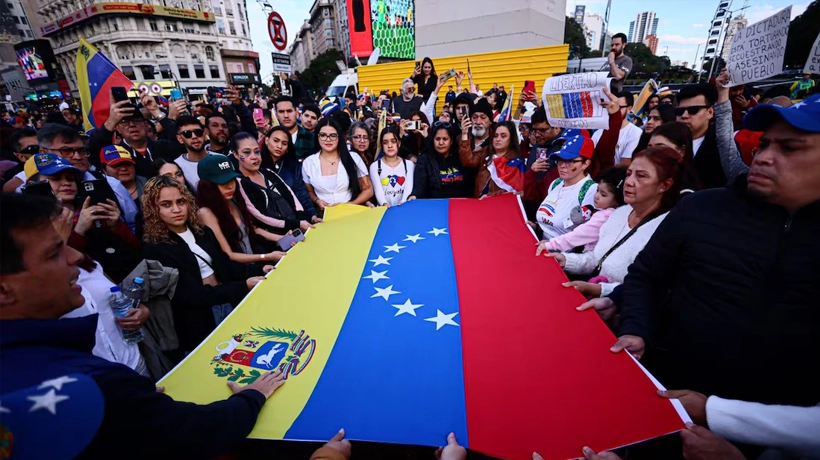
433,121,452,128
675,105,710,117
179,129,205,139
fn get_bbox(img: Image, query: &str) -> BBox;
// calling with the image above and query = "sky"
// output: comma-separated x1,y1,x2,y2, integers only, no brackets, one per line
246,0,809,83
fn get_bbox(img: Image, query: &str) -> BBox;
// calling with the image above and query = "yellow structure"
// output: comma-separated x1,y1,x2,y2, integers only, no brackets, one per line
358,44,569,115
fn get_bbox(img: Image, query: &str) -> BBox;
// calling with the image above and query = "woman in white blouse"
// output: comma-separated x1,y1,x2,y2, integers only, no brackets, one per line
302,119,374,213
369,127,415,207
544,146,685,299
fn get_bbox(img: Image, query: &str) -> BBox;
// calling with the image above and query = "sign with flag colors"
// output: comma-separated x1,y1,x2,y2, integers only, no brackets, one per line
75,37,134,131
160,195,685,459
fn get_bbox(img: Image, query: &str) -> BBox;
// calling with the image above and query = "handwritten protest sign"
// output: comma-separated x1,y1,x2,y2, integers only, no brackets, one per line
726,6,791,87
803,33,820,74
542,72,611,130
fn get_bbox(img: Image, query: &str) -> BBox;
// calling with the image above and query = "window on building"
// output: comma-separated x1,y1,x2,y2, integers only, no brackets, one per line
20,16,27,24
229,22,236,35
178,64,190,79
166,23,179,32
247,63,254,73
327,38,334,46
209,65,220,79
121,66,136,80
205,46,214,60
149,20,158,31
194,65,205,79
6,3,12,10
139,65,155,80
159,64,172,79
136,19,145,30
241,23,245,36
217,19,225,34
171,44,185,58
325,28,332,37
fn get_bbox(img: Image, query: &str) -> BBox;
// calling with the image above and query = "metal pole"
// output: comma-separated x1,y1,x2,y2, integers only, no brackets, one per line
600,0,612,56
693,43,701,70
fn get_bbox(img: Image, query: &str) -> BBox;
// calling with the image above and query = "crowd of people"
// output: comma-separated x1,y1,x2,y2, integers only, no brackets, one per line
0,37,818,460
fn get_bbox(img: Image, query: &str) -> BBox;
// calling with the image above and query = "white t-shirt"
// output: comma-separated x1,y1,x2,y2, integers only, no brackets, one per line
592,122,643,163
302,152,368,205
174,154,210,192
536,176,598,240
693,136,706,157
369,158,415,207
177,228,215,279
62,264,145,373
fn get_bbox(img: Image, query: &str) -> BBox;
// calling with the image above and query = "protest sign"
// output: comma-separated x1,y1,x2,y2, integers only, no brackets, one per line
726,6,791,86
803,33,820,74
542,72,611,130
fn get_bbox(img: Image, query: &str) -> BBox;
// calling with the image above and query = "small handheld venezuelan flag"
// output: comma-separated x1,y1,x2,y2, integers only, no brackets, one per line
75,37,134,131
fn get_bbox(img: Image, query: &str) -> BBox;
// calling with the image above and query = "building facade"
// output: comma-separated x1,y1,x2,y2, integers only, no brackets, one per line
583,12,605,53
627,11,658,44
309,0,337,57
643,34,658,55
288,19,315,74
720,14,747,61
211,0,259,87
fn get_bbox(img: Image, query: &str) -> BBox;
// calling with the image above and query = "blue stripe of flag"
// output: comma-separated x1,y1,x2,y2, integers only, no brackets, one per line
286,199,468,447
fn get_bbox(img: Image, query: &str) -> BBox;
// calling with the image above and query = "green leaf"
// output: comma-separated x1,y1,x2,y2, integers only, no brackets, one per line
214,366,232,377
228,371,244,382
249,326,298,341
239,371,260,384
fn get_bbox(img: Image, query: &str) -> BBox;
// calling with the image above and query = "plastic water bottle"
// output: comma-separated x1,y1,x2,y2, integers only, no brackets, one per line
125,277,145,310
108,286,143,344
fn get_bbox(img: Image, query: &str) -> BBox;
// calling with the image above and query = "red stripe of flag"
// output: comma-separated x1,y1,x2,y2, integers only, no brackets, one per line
448,194,683,460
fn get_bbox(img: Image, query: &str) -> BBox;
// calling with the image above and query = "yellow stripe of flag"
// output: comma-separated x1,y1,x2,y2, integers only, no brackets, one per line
159,205,386,438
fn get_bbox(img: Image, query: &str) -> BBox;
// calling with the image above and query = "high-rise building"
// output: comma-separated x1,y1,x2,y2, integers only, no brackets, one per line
643,34,659,55
627,11,657,44
720,14,747,61
16,0,258,99
308,0,337,57
703,0,732,65
583,12,605,52
287,19,315,74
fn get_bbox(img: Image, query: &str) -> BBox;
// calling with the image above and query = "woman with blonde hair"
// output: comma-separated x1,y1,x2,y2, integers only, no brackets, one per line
141,175,272,352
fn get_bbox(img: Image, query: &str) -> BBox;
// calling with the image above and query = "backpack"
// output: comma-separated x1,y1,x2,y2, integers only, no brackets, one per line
549,177,595,206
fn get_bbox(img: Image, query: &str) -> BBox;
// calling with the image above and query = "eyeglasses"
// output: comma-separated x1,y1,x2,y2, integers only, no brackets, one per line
351,135,369,141
17,145,39,155
674,105,710,117
556,158,585,165
433,121,452,128
532,128,551,135
179,129,205,138
47,146,88,157
118,119,145,126
318,132,339,140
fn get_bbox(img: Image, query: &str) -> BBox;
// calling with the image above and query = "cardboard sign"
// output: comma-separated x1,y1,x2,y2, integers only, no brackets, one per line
803,32,820,74
726,6,791,86
542,72,612,130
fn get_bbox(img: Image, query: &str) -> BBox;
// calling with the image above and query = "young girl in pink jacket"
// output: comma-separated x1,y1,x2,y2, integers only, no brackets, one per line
536,167,626,253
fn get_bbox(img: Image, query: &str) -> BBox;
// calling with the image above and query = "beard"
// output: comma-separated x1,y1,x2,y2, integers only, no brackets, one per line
187,141,205,153
471,125,487,138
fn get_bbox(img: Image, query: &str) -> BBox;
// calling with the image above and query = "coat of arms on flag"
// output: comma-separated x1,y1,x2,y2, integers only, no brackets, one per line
210,328,316,383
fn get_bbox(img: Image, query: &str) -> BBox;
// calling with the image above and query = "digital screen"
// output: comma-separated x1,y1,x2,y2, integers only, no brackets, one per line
370,0,414,59
14,40,57,82
16,48,49,80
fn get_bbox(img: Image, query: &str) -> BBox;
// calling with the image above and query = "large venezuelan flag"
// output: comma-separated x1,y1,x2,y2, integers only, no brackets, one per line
160,195,684,460
75,37,134,131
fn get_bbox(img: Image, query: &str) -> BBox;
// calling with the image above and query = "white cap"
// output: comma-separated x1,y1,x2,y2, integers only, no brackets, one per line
59,101,69,111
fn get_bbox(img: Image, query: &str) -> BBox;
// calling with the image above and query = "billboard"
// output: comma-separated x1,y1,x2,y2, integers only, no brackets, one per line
14,40,58,82
41,2,215,36
348,0,415,60
574,5,585,24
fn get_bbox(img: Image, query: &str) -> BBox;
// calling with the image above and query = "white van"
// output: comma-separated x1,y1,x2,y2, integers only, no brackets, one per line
324,70,358,102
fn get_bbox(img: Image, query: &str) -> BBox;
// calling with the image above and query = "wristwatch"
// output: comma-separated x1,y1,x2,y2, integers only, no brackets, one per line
152,112,167,122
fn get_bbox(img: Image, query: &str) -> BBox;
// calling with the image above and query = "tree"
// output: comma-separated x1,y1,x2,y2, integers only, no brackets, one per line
702,57,726,74
299,49,346,93
785,0,820,67
564,16,591,60
624,42,669,73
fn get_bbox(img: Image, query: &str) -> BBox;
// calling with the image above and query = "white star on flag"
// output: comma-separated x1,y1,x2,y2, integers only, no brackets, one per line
0,403,9,413
403,234,425,243
428,228,448,236
392,299,424,316
384,243,406,253
369,255,392,267
363,270,389,283
791,101,807,109
371,285,400,301
424,310,459,330
38,375,78,392
27,389,69,415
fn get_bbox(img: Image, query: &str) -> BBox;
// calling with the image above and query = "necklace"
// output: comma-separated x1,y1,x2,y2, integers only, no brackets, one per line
320,155,338,166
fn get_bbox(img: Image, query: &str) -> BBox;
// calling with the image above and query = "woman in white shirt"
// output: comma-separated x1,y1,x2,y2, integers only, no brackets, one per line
369,127,415,207
545,146,685,298
536,135,598,240
302,119,374,213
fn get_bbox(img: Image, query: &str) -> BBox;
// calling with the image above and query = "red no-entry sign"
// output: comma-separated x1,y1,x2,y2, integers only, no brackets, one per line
268,11,288,51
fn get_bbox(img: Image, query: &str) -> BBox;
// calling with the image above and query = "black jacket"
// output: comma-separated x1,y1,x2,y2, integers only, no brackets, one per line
411,152,472,199
693,126,728,189
0,315,266,460
87,118,180,178
142,226,263,351
618,175,820,407
238,168,310,234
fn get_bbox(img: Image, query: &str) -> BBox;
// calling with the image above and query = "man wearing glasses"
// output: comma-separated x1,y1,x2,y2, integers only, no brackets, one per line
675,84,727,189
37,123,139,233
2,128,39,193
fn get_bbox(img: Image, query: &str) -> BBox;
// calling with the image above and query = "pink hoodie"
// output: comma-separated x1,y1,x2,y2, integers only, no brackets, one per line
543,207,616,252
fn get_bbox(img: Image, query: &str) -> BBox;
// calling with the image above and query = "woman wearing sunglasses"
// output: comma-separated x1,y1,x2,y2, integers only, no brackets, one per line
302,119,374,213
